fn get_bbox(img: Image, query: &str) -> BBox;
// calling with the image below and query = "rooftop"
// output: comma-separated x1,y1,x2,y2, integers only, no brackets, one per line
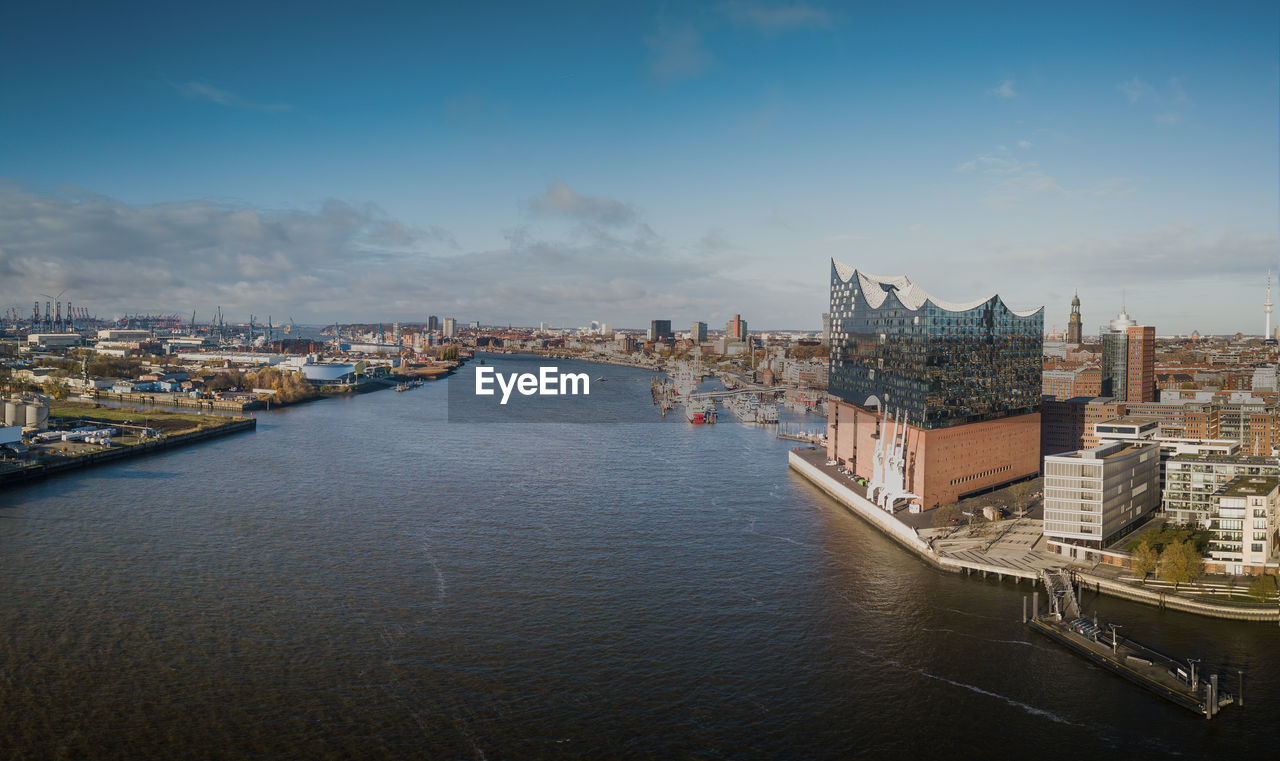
1218,476,1280,497
1168,452,1280,466
1098,416,1161,427
832,259,1042,318
1049,441,1154,461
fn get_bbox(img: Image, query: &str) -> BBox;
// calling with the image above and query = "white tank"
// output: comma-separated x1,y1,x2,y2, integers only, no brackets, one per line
3,400,18,427
25,403,49,430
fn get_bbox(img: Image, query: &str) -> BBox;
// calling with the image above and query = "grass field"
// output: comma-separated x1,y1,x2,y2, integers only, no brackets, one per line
49,401,245,435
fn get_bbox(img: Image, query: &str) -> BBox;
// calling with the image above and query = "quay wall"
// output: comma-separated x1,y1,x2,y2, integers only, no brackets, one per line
1077,571,1279,623
0,419,256,491
789,449,1280,621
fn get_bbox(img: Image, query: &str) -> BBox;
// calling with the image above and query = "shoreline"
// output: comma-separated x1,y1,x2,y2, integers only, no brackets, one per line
787,448,1280,623
0,418,256,491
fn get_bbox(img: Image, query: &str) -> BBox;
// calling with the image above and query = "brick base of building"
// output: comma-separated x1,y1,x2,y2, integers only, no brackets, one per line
825,401,1040,509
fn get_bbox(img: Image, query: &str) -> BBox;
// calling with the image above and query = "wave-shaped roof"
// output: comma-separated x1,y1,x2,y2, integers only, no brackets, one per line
833,259,1041,318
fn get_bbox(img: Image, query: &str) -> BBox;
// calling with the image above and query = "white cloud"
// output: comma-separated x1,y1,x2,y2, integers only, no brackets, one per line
991,79,1017,98
1016,139,1032,149
527,181,636,227
1116,77,1153,103
646,22,713,83
720,2,834,32
1117,76,1193,125
175,81,292,112
0,183,803,327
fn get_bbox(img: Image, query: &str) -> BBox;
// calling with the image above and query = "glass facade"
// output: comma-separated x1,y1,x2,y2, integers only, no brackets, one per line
827,261,1043,429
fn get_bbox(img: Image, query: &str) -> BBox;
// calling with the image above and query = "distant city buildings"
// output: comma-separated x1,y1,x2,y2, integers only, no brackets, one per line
690,321,707,343
825,260,1043,509
442,317,456,338
427,315,440,332
725,314,747,342
649,319,673,342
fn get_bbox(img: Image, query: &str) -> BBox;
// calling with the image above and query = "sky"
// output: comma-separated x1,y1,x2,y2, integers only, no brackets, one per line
1,1,1277,333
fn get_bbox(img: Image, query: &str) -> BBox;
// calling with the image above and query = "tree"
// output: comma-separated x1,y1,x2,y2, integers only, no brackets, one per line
1130,541,1159,581
1158,540,1204,590
1007,480,1036,518
41,379,68,401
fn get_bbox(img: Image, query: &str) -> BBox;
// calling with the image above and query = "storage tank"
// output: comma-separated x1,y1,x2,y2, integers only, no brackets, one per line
25,402,49,430
3,400,18,427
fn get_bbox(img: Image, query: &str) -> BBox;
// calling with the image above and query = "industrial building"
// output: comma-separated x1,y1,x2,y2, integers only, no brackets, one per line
26,333,81,349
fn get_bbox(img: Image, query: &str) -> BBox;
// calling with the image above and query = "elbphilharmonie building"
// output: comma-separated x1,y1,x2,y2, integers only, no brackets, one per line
825,260,1043,509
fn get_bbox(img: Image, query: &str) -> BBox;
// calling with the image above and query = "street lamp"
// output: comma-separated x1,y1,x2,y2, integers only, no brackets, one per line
1109,624,1123,654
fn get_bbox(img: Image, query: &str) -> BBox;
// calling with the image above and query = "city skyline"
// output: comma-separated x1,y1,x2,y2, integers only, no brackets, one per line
1,1,1276,331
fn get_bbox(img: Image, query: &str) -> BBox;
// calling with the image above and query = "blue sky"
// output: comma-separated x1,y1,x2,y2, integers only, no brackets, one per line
1,1,1276,333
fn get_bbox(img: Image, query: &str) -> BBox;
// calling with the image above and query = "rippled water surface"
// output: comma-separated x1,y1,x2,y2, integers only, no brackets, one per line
2,355,1277,759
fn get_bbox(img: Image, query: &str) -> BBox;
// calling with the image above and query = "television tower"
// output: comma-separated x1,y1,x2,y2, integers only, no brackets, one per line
1267,269,1273,340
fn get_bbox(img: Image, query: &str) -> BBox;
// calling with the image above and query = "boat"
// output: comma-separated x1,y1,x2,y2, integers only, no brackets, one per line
394,382,410,392
685,399,716,424
757,403,780,424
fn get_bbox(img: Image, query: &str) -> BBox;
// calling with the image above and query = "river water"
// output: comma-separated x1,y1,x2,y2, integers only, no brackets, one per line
2,354,1276,759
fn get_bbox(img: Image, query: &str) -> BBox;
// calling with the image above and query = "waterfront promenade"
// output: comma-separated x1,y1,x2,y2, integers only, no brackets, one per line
788,447,1280,622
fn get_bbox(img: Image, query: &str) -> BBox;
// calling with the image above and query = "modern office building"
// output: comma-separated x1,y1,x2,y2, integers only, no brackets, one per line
1162,452,1280,528
825,260,1043,509
821,312,832,346
442,317,456,338
1099,309,1155,403
648,320,673,342
725,314,747,342
1208,476,1279,575
690,321,707,343
1042,440,1160,552
427,315,440,332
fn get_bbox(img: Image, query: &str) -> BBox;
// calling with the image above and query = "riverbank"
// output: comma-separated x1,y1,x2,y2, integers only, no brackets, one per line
0,416,255,490
788,447,1280,622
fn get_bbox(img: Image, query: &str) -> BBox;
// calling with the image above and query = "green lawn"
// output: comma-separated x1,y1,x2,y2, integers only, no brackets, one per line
49,401,244,435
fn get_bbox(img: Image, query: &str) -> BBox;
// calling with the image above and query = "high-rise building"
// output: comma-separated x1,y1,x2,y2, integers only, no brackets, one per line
821,312,832,346
1066,291,1082,344
725,314,747,342
442,317,456,338
691,321,707,343
648,320,673,341
825,260,1043,508
1099,308,1154,402
428,315,440,332
1125,325,1155,402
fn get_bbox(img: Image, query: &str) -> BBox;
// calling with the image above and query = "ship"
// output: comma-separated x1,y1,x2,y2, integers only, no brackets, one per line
685,398,716,424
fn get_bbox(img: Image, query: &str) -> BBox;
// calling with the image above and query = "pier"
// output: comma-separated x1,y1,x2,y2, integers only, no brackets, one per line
1025,581,1239,718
